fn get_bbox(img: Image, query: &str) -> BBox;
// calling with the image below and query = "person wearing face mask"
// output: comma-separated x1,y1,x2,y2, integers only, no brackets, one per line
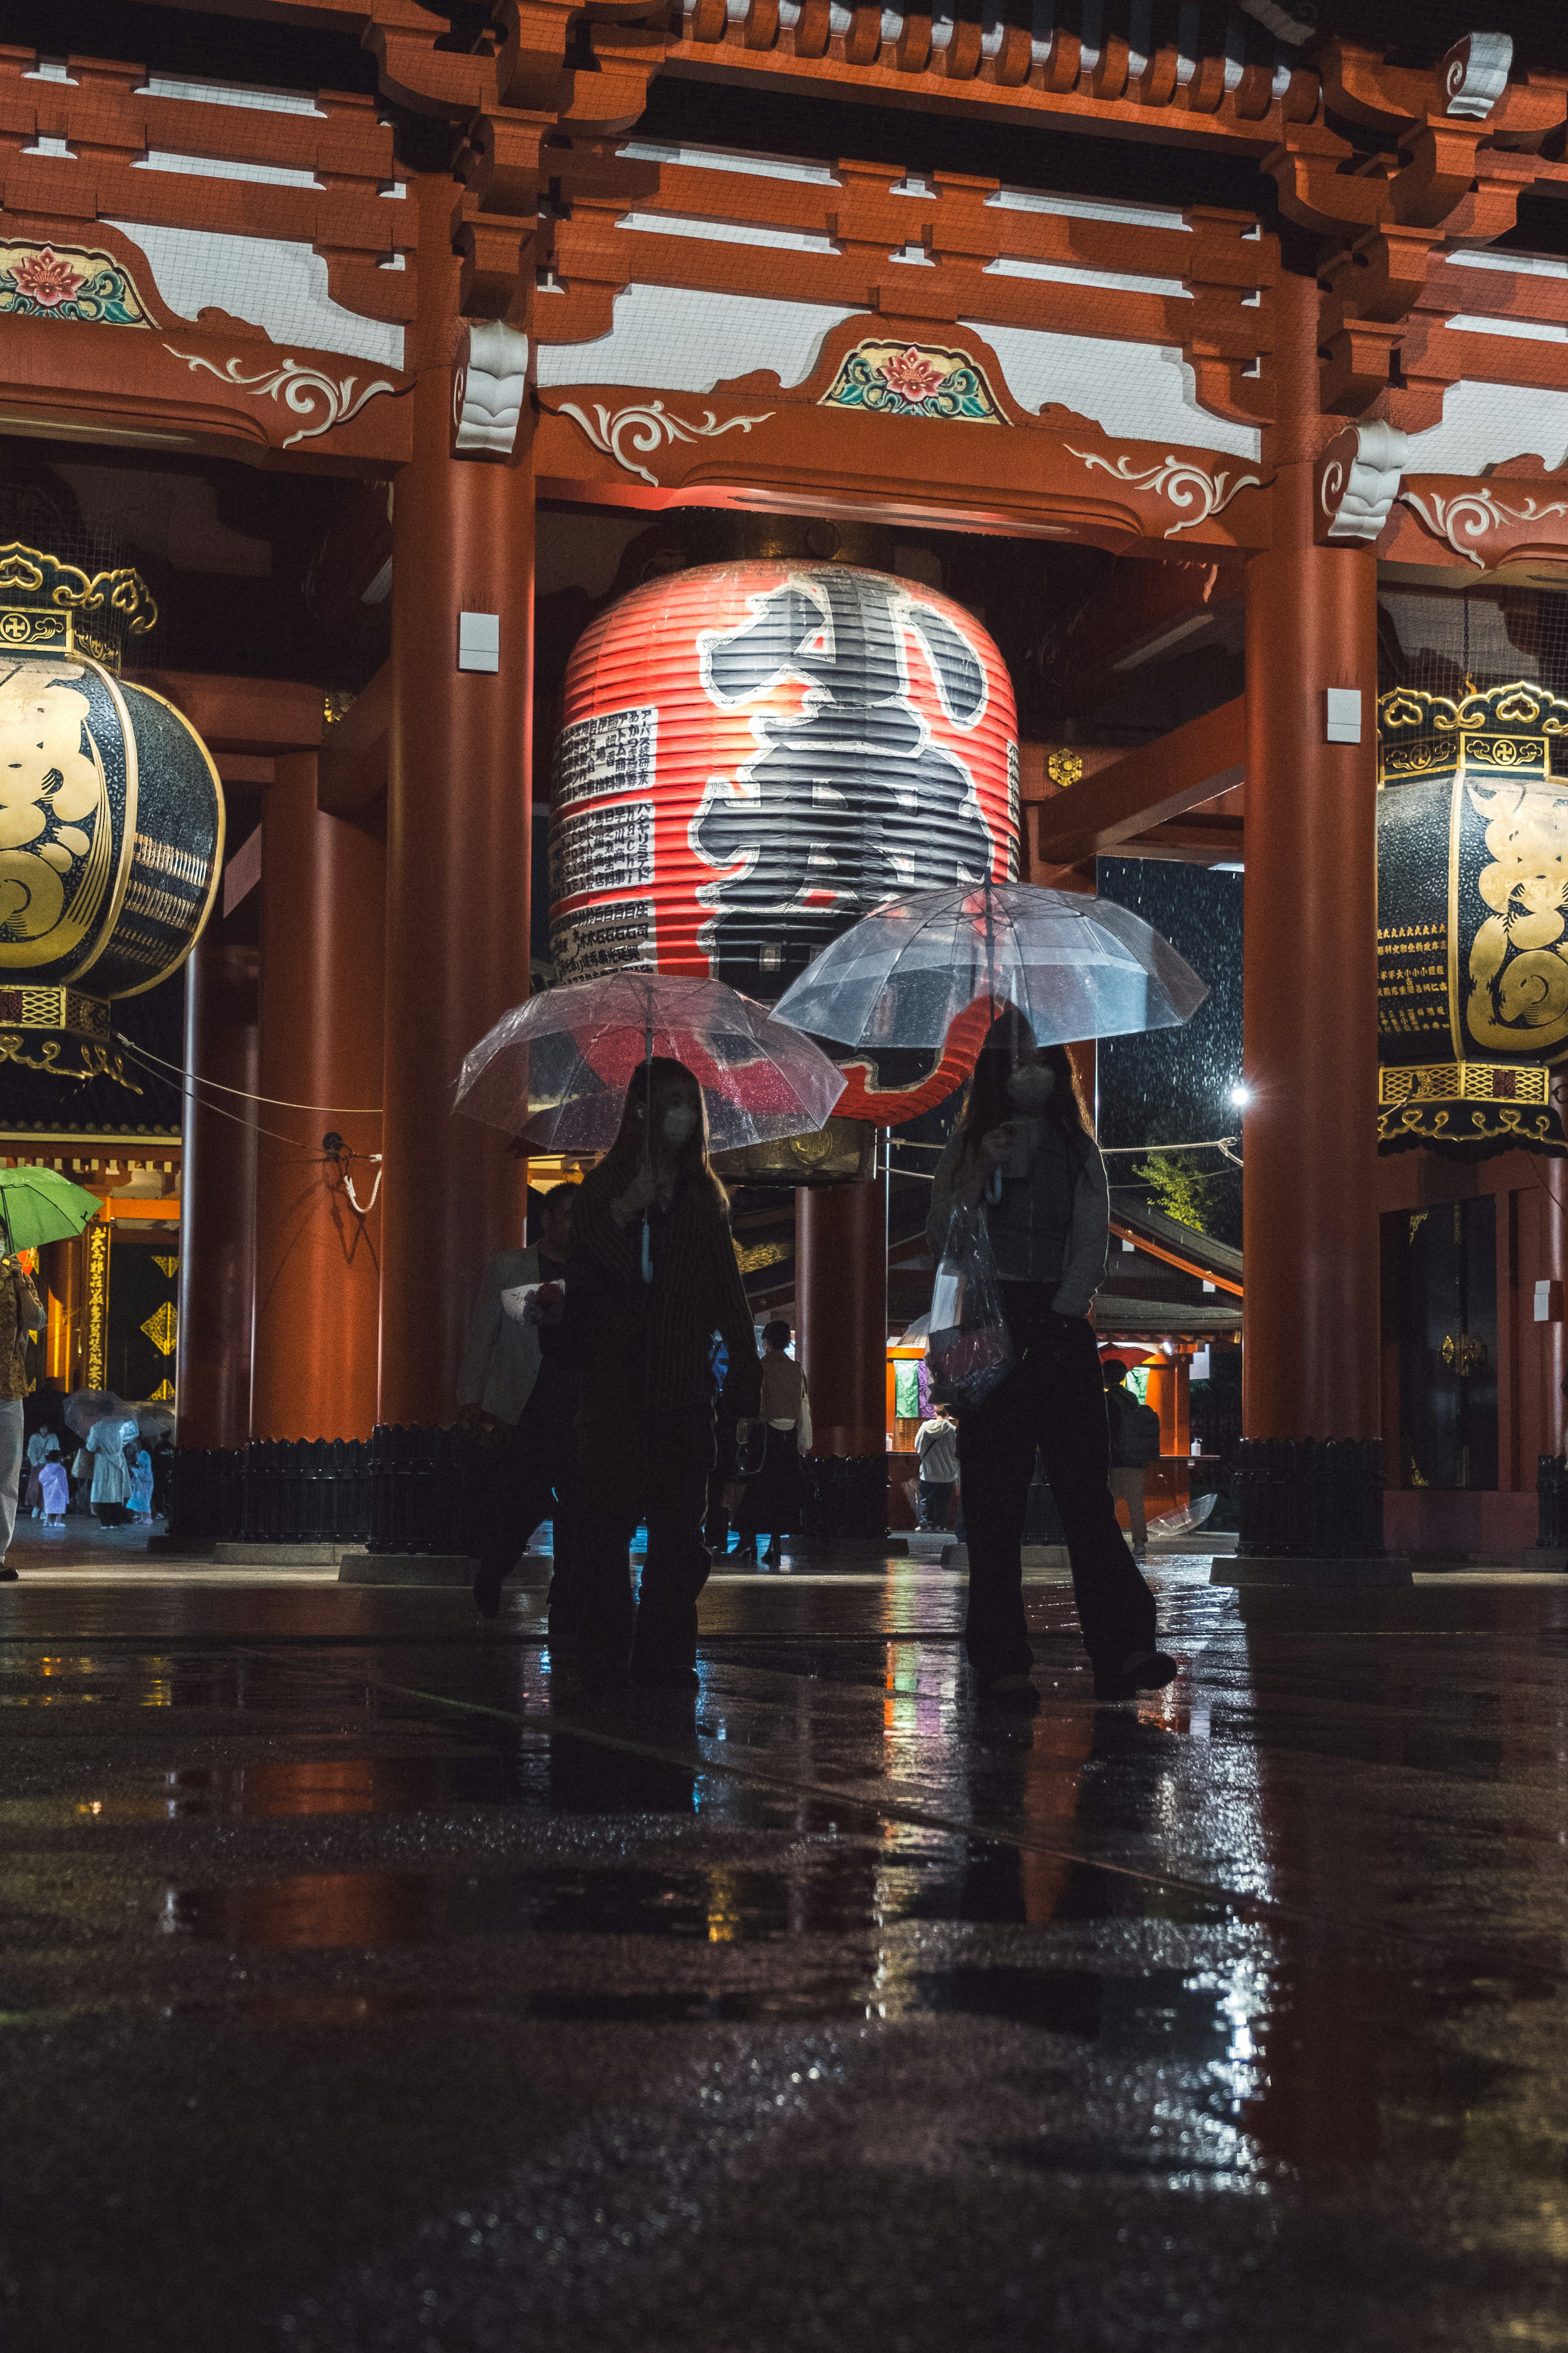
927,1010,1176,1709
562,1057,763,1696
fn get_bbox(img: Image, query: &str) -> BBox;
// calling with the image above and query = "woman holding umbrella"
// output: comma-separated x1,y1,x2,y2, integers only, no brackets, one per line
927,1012,1177,1709
564,1057,762,1695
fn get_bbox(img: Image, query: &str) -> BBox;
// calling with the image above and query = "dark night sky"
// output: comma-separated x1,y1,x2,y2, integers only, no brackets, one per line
1095,858,1244,1245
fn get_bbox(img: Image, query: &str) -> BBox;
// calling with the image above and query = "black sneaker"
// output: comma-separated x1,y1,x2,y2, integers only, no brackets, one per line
1093,1650,1178,1703
631,1664,700,1693
977,1674,1040,1714
0,1565,16,1582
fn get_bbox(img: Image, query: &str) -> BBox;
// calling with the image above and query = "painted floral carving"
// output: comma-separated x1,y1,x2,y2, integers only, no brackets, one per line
11,250,79,309
0,242,151,326
821,339,1003,422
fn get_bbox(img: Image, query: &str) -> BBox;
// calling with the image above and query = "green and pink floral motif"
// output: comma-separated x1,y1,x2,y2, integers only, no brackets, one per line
821,339,1003,422
0,243,151,326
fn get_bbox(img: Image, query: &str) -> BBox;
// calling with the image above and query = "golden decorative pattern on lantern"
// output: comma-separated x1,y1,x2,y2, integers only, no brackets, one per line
1047,749,1084,789
0,549,224,1037
550,560,1019,1124
140,1300,178,1357
1377,683,1568,1105
0,542,158,669
1379,1062,1550,1106
152,1254,178,1280
820,341,1004,423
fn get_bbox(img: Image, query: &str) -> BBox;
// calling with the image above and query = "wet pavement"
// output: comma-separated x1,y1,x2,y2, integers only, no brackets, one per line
2,1541,1568,2352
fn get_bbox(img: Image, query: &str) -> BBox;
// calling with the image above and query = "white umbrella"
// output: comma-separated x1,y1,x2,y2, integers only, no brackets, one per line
771,879,1207,1051
455,970,846,1153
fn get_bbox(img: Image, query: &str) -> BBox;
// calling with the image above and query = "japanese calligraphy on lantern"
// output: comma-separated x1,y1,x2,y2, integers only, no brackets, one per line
548,562,1018,1122
550,801,654,903
554,705,658,812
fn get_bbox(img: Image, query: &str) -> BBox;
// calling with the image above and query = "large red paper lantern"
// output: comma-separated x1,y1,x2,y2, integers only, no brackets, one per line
549,560,1019,1122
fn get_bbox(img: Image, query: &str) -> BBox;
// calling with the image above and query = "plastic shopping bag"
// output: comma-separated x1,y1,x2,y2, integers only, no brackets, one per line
926,1202,1014,1409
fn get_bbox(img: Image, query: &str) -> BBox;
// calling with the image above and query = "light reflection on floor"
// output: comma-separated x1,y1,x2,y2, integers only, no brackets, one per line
2,1553,1567,2350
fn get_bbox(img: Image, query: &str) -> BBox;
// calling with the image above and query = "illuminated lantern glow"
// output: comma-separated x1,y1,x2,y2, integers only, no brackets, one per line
550,561,1019,1122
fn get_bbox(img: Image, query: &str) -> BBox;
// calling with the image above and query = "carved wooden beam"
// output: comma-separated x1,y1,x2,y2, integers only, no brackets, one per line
1031,698,1246,866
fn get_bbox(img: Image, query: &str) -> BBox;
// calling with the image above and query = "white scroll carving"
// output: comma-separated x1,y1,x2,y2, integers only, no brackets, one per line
1320,420,1409,543
1442,31,1513,120
557,398,773,485
1063,446,1264,536
453,321,530,457
164,348,400,445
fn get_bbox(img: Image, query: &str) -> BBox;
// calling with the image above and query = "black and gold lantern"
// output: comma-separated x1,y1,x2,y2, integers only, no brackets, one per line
1377,679,1568,1155
0,542,224,1086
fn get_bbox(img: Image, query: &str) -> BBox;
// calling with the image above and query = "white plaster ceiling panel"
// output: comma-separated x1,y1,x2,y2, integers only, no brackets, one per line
1405,382,1568,475
535,284,859,393
964,324,1263,458
105,222,405,368
617,141,840,185
985,186,1191,233
983,255,1191,299
615,212,841,254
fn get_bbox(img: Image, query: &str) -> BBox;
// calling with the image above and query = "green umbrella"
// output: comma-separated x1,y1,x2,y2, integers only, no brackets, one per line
0,1165,103,1254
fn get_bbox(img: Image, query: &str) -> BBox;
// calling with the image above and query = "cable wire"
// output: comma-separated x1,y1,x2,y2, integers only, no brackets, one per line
114,1039,316,1154
114,1032,381,1116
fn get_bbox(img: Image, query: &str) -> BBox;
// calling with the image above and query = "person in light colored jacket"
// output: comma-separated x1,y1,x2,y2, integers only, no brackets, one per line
925,1010,1174,1711
457,1189,576,1430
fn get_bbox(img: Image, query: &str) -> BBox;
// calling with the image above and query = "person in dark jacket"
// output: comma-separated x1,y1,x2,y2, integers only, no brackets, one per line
564,1057,762,1696
926,1011,1176,1709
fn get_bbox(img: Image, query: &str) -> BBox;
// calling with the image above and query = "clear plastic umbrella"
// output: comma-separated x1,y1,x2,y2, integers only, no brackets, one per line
771,879,1208,1050
455,970,846,1153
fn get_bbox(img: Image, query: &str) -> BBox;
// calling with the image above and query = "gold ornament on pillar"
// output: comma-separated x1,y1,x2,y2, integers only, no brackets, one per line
0,543,225,1087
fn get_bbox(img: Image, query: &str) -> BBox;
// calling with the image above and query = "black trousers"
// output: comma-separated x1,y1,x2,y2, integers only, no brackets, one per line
957,1291,1157,1682
576,1407,716,1679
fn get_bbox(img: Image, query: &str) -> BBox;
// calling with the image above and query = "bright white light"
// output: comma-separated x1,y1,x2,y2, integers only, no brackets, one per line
1228,1083,1252,1108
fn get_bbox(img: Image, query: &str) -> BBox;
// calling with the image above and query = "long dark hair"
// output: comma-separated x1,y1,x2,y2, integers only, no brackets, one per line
595,1056,727,1214
956,1010,1093,1165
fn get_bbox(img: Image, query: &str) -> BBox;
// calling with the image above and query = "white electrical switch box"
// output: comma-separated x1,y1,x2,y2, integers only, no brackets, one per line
1325,687,1362,744
458,611,500,672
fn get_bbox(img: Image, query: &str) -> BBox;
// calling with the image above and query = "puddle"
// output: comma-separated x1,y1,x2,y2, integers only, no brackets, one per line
159,1865,799,1947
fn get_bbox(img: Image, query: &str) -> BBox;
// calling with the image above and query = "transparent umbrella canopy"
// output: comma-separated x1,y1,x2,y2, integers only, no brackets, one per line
455,969,847,1153
771,879,1209,1050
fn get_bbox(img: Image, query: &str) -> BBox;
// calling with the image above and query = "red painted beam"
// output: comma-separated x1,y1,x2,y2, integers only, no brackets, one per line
126,669,324,756
1031,696,1245,867
318,658,392,815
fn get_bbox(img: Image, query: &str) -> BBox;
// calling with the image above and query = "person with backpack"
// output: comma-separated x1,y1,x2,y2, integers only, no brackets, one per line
1103,1359,1162,1560
926,1010,1175,1711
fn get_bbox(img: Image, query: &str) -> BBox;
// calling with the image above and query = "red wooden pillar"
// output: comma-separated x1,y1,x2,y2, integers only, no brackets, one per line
379,177,534,1427
797,1169,889,1459
249,755,384,1441
1242,268,1380,1445
40,1231,84,1395
176,936,259,1449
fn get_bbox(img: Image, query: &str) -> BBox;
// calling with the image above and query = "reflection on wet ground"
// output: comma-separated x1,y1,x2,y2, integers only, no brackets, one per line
3,1556,1568,2352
